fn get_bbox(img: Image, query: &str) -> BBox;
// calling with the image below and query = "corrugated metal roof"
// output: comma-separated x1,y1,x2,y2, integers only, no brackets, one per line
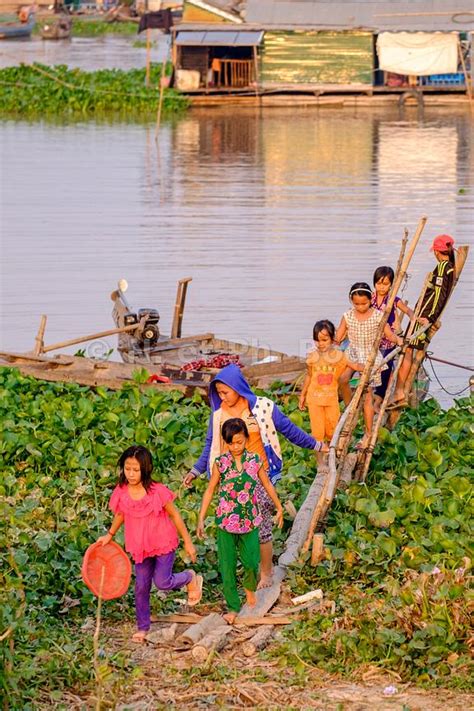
175,29,264,45
245,1,474,32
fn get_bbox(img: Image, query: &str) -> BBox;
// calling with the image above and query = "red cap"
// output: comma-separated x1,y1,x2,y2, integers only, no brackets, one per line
430,234,455,252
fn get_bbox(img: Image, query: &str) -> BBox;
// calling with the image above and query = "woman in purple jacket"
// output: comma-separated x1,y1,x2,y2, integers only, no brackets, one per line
183,364,326,589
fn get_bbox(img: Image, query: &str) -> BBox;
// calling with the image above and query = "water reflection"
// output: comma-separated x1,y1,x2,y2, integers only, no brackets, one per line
1,106,472,403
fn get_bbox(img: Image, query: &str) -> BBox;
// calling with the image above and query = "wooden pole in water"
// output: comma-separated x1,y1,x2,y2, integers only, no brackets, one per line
154,45,169,140
458,39,473,104
146,28,151,88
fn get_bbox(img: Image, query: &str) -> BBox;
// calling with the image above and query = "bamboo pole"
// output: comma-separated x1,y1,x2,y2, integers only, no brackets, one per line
358,274,431,482
33,314,47,355
42,321,145,354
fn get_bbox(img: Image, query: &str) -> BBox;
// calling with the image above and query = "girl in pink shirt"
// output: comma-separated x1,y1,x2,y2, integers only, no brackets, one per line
97,445,203,642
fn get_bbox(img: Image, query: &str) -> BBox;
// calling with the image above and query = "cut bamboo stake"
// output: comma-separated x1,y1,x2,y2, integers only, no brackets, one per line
310,534,325,566
33,315,47,355
93,567,105,711
242,626,274,657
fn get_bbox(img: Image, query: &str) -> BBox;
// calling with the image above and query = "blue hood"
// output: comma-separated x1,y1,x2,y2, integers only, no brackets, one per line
209,364,256,411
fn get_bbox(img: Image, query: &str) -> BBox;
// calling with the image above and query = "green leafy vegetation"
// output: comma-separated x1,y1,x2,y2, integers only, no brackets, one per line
0,64,187,119
278,397,473,688
0,369,471,704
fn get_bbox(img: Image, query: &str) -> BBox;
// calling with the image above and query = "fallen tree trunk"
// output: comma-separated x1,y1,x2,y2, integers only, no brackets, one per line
242,626,274,657
177,612,227,647
191,626,232,663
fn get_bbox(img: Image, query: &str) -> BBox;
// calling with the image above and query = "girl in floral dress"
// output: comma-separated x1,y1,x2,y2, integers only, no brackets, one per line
197,418,283,623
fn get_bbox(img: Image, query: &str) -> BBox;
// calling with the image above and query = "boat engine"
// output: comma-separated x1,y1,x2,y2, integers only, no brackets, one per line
112,280,160,348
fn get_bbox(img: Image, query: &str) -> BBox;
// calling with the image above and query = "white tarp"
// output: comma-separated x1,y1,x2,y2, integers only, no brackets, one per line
377,32,459,76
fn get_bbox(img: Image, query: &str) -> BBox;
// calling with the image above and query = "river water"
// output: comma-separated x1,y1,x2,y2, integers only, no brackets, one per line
0,38,473,404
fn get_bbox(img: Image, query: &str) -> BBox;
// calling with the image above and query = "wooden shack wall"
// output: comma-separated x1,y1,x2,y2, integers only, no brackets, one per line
260,31,374,85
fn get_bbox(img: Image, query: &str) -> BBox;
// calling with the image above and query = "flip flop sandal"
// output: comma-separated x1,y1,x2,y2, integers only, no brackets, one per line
187,574,203,607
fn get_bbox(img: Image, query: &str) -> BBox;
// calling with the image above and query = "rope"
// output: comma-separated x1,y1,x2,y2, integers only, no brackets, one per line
426,357,471,397
426,352,474,372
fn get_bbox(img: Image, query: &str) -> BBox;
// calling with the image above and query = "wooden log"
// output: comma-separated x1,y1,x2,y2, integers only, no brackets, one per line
310,534,325,566
302,467,329,553
191,626,232,663
284,500,297,520
162,623,178,642
242,626,274,657
177,612,227,647
337,452,357,489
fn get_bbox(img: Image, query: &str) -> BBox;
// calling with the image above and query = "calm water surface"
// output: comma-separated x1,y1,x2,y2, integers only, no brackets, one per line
1,101,473,404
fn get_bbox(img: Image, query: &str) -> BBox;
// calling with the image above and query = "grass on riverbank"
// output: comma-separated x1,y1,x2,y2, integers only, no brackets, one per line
0,63,187,118
33,17,139,37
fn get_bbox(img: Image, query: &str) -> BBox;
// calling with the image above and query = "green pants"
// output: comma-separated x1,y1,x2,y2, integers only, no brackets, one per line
216,527,260,612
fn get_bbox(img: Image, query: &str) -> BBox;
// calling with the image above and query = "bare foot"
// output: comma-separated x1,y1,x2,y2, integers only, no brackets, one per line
257,575,273,590
223,612,237,624
245,589,256,607
132,631,147,643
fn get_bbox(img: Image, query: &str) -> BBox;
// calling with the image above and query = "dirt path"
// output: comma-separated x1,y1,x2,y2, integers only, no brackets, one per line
56,618,473,710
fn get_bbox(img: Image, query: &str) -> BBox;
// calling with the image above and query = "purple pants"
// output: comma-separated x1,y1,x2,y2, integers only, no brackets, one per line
135,551,192,631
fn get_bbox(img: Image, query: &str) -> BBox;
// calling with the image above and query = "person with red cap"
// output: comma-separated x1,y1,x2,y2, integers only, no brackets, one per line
390,234,456,407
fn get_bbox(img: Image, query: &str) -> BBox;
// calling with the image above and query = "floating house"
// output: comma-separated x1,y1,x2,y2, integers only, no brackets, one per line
172,0,473,98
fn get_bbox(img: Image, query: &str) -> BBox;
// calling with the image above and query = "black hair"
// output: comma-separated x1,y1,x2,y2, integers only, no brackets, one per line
313,319,335,341
221,418,249,444
349,282,372,301
373,266,394,286
118,445,154,491
439,244,456,267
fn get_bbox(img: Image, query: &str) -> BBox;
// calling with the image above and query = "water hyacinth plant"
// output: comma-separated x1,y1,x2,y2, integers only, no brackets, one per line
0,64,188,119
0,368,472,705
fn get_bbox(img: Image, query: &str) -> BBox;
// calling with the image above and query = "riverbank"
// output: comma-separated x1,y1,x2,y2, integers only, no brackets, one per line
1,368,471,706
0,63,188,117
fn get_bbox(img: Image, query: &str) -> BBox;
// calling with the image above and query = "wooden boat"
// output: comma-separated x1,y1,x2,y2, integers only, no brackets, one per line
0,10,35,39
111,278,306,388
0,277,305,392
41,16,72,40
